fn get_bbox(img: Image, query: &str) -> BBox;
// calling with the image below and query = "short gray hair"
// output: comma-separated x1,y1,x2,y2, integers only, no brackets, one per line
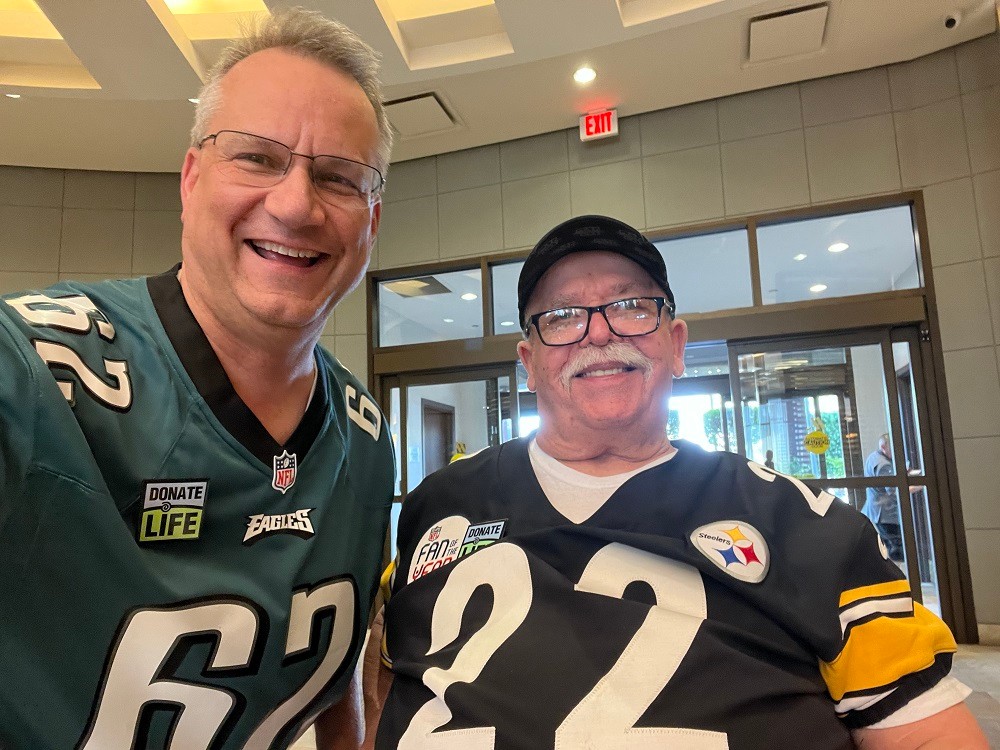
190,7,393,173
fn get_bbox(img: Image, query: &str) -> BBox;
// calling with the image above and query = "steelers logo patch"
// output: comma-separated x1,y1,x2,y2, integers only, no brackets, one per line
690,520,770,583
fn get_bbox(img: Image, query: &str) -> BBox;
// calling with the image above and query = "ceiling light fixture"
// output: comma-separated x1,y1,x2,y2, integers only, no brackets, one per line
828,242,849,253
574,66,596,84
809,283,828,293
443,318,454,323
793,253,807,261
460,292,478,301
188,98,200,104
5,93,22,99
500,321,515,327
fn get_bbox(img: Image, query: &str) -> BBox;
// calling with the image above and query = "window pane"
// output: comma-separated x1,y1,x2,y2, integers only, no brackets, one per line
908,485,940,615
654,230,753,313
738,344,888,480
671,342,736,453
492,261,523,334
378,268,484,346
757,205,919,305
514,360,538,437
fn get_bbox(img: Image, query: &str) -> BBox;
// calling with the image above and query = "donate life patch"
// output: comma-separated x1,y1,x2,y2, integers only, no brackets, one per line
138,479,208,542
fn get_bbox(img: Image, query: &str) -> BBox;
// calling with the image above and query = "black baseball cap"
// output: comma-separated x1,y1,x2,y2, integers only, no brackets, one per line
517,215,675,327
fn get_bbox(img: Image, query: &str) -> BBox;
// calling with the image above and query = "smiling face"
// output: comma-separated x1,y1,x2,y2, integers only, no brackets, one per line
517,251,687,444
179,47,381,339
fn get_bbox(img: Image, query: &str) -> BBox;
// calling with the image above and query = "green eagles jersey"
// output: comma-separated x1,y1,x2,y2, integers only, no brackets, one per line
0,268,394,749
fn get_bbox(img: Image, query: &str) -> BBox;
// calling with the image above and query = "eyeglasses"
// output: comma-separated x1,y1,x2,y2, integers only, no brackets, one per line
199,130,384,208
525,296,673,346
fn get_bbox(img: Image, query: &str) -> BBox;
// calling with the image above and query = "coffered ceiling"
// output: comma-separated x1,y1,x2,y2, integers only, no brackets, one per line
0,0,995,172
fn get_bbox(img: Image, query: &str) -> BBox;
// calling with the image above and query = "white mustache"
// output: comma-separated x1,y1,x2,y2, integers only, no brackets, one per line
560,341,654,389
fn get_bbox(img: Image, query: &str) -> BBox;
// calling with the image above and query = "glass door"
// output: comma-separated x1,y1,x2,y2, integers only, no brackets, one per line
730,330,943,616
670,342,736,452
380,364,517,551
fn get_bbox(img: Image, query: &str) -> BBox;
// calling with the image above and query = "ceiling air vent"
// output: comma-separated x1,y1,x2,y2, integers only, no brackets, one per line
384,93,457,138
748,3,829,63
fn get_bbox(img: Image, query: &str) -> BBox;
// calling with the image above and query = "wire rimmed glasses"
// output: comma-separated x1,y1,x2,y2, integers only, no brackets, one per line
199,129,384,208
525,296,673,346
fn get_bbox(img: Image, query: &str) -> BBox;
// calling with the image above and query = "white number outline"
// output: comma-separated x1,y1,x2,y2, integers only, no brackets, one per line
78,577,359,750
5,293,116,340
33,339,132,410
748,460,834,517
5,292,133,411
400,542,730,748
399,543,532,749
555,543,729,748
243,578,359,749
346,385,382,440
78,597,262,750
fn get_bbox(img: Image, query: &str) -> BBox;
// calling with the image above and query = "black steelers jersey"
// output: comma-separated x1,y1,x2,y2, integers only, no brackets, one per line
377,438,957,750
0,268,394,749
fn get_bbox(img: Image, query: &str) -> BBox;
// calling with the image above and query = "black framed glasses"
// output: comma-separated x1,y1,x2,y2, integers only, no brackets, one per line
525,296,673,346
199,129,384,208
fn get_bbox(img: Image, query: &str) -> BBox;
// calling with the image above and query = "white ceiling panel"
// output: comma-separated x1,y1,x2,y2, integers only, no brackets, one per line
0,0,993,171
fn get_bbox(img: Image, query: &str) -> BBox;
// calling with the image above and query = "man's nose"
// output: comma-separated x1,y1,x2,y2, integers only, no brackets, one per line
264,160,325,228
584,309,616,344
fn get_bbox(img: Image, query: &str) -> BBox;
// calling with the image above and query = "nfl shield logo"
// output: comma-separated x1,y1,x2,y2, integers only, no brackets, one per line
272,450,297,494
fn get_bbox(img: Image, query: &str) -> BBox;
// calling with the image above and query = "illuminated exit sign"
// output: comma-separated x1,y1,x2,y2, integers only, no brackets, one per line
579,109,618,141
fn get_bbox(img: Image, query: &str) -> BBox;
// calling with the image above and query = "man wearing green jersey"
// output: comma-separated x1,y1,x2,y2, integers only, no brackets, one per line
0,8,394,749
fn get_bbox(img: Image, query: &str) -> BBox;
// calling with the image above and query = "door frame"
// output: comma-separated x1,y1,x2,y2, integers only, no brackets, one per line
420,398,455,477
379,363,519,502
728,325,976,640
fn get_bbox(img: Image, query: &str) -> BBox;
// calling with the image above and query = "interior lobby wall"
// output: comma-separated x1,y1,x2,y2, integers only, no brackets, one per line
1,32,997,630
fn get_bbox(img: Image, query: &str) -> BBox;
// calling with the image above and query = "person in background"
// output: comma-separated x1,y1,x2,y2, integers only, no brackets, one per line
863,432,905,563
362,215,986,749
0,8,394,749
764,448,775,469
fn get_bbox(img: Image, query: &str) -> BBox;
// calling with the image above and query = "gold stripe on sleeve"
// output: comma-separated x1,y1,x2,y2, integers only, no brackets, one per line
820,602,957,701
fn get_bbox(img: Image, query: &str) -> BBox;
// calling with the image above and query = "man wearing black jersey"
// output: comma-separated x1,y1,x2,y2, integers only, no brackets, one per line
364,215,986,749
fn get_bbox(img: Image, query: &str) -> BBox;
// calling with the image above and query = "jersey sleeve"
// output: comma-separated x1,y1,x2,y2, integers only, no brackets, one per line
378,559,396,667
0,308,39,501
818,517,957,728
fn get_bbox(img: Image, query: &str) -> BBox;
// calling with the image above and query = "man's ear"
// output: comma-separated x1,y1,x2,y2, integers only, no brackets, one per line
516,339,537,393
179,147,201,223
369,198,381,242
669,318,689,379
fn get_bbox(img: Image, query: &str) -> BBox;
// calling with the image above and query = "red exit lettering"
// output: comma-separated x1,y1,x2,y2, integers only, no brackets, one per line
579,109,619,141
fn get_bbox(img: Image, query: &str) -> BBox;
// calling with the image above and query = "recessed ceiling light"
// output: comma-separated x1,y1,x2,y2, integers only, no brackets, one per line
828,242,849,253
188,98,200,104
5,94,21,99
574,66,596,84
793,253,807,261
460,292,478,301
500,321,515,327
443,318,454,323
809,283,828,293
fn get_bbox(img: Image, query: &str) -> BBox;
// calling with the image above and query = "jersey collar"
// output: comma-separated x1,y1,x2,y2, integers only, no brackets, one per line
146,264,327,466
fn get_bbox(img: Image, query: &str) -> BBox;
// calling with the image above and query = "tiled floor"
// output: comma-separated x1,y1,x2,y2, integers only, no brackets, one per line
952,644,1000,747
292,644,1000,748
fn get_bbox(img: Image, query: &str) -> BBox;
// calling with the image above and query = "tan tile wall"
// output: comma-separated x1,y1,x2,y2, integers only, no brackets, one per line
1,32,998,624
